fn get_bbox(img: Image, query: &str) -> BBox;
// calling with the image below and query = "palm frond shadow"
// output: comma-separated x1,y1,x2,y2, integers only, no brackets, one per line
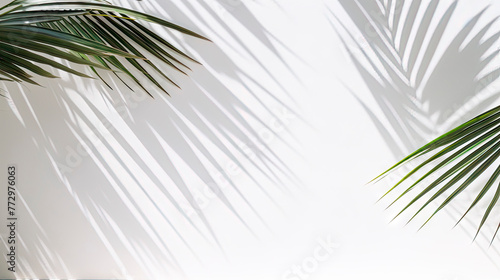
332,0,500,257
0,1,301,278
133,0,306,99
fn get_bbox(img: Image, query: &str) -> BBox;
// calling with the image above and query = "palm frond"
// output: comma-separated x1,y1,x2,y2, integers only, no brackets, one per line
0,0,208,95
333,0,500,243
377,106,500,242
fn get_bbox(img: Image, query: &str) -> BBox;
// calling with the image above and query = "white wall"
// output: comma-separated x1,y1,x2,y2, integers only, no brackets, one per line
1,0,500,279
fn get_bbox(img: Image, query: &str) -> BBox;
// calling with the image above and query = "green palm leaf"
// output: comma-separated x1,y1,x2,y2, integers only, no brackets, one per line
0,0,208,95
336,0,500,243
377,106,500,243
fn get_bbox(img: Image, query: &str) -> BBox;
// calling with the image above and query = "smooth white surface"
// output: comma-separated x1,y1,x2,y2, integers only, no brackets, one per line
1,0,500,279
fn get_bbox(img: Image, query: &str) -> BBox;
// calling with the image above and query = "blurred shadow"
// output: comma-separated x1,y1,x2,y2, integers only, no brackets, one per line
331,0,500,266
0,0,301,278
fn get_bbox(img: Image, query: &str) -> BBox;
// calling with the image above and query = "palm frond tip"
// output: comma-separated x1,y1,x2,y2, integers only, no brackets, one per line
376,106,500,242
0,0,209,95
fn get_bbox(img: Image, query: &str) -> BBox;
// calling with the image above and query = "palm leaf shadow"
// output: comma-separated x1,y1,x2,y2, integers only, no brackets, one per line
0,1,301,278
332,0,500,260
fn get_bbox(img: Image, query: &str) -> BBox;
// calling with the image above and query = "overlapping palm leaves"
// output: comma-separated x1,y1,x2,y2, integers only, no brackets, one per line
0,0,208,96
335,0,500,242
375,105,500,240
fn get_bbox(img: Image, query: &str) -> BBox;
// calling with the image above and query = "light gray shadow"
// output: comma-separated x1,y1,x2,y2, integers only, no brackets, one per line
0,0,301,278
331,0,500,266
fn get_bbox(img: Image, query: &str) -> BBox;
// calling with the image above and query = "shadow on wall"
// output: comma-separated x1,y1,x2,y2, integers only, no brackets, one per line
331,0,500,267
0,0,301,279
